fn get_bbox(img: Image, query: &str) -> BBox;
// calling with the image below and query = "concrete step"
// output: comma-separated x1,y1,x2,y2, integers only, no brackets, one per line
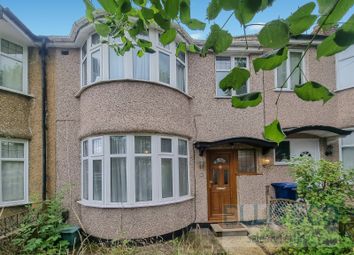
211,222,249,237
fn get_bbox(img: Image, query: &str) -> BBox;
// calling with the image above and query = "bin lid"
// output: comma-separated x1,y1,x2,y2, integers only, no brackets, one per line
271,182,297,188
60,226,80,234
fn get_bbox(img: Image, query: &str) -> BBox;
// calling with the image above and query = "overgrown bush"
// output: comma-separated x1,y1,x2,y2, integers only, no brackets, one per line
278,158,354,255
12,196,69,255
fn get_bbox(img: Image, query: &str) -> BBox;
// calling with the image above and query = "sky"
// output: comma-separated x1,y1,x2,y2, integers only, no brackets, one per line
1,0,353,38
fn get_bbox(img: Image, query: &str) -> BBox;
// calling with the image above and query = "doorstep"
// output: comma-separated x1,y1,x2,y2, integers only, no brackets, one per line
210,222,249,237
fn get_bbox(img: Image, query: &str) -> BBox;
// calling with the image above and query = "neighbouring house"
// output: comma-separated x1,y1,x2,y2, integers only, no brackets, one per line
0,6,353,240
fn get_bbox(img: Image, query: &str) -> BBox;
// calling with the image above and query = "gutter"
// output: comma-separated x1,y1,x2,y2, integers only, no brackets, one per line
39,38,48,201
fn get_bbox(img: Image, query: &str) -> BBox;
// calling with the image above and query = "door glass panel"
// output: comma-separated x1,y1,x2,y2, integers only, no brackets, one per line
224,169,229,185
212,169,218,185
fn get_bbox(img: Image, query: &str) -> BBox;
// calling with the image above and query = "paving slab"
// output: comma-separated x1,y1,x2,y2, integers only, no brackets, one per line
216,236,266,255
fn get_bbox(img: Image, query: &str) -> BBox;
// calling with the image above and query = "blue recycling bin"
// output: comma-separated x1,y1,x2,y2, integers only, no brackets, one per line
271,182,297,200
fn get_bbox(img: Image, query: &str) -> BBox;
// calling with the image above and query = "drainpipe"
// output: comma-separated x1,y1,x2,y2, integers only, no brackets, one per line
39,38,48,201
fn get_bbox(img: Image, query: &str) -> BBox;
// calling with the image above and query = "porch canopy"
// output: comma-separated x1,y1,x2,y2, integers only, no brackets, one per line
283,125,352,138
194,137,277,156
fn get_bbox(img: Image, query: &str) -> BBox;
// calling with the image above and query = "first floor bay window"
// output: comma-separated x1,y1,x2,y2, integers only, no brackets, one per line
340,131,354,170
0,139,28,206
81,135,190,207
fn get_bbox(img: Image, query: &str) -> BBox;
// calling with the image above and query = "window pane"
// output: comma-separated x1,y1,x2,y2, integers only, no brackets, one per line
224,169,229,185
92,138,103,155
135,157,152,202
176,60,186,92
110,136,126,154
236,84,248,95
216,56,231,70
161,158,173,198
177,51,185,63
0,55,23,91
1,161,24,202
342,133,354,146
109,48,124,79
1,142,24,158
179,158,189,196
135,136,151,154
178,139,187,155
161,138,172,153
275,141,290,162
133,48,150,80
235,57,247,68
159,52,170,84
238,150,256,173
216,71,231,97
83,159,89,200
82,59,87,85
93,160,102,201
91,50,101,83
290,52,302,89
83,140,88,157
91,33,100,46
111,158,127,202
81,42,87,59
342,147,354,170
277,61,287,89
1,39,23,59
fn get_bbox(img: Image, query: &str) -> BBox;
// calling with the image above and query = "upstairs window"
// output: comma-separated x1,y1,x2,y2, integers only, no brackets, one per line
276,50,304,90
176,52,186,92
340,131,354,170
336,46,354,90
81,33,101,85
0,39,27,93
215,56,249,97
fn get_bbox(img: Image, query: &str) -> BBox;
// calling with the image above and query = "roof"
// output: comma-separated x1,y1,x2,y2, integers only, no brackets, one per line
283,125,352,138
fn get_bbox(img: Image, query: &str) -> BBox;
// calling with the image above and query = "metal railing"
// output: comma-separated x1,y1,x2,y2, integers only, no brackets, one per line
268,199,307,225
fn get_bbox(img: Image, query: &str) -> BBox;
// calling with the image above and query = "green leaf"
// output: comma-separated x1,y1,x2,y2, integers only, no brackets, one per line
286,2,317,35
231,92,262,109
97,0,117,14
186,19,206,30
317,0,354,30
176,42,187,57
137,49,144,57
94,22,111,37
317,15,354,58
202,24,233,55
294,81,335,103
219,67,250,91
207,0,222,20
219,0,238,10
84,0,95,22
137,38,152,48
253,47,288,73
234,0,262,25
333,14,354,47
119,0,132,13
264,119,286,144
129,19,145,38
180,0,191,24
258,20,290,49
188,44,201,53
164,0,179,19
145,47,156,54
133,0,146,6
141,7,154,19
153,13,171,30
159,29,177,46
260,0,275,10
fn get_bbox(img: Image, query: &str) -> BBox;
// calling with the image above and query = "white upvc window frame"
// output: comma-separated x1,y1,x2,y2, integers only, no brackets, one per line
80,134,191,208
335,46,354,91
274,49,305,91
339,128,354,169
274,138,320,166
0,38,28,95
215,55,250,98
0,138,29,207
80,30,189,94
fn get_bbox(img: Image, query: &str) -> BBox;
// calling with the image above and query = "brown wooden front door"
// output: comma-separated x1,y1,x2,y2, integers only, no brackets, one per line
207,150,237,222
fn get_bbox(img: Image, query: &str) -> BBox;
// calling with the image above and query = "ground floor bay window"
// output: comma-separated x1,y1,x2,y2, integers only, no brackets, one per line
81,135,190,207
0,138,28,206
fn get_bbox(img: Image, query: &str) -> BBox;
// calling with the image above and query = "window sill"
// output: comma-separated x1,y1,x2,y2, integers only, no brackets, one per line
214,96,232,99
273,89,294,92
0,87,33,98
274,162,289,166
77,196,194,209
334,86,354,93
75,79,192,99
0,200,29,208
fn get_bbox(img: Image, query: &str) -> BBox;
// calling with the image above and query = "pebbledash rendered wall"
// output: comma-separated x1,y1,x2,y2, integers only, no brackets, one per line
187,46,342,223
52,47,196,239
51,30,351,238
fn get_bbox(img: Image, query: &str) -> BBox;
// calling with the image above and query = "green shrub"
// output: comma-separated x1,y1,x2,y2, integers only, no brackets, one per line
12,196,69,255
279,158,354,255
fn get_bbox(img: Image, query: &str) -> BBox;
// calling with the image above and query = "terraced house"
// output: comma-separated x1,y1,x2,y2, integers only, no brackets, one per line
0,5,353,240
